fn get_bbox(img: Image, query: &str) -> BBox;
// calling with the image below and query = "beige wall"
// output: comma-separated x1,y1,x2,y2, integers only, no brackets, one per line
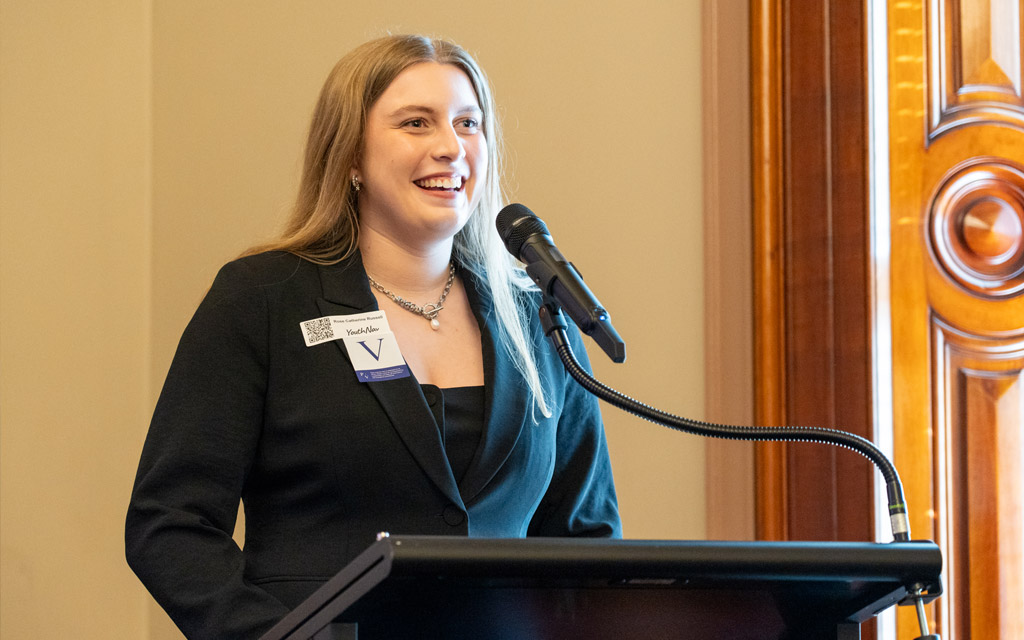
1,1,706,637
0,0,152,637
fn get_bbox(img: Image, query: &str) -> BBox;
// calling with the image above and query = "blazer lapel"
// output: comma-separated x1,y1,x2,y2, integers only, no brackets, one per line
457,271,530,504
315,255,463,508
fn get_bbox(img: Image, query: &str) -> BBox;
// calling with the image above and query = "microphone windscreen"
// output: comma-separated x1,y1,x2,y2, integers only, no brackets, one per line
497,203,549,258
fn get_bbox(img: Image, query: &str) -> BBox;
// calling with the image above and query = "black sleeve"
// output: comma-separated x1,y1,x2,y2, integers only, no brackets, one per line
126,259,290,639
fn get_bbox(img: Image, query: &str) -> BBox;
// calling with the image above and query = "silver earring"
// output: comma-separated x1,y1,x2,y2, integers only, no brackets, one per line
351,175,361,192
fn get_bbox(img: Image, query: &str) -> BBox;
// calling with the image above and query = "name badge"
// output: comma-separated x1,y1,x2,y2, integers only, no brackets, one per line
300,311,411,382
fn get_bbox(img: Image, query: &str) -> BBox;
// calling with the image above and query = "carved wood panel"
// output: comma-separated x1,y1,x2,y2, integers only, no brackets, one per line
927,158,1024,297
889,0,1024,638
928,0,1024,139
932,318,1024,637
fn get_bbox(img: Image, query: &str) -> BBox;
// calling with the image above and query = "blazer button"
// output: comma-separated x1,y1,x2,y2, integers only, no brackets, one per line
442,504,466,526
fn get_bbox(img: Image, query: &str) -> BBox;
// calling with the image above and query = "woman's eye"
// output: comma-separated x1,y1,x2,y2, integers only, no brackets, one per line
459,118,480,131
404,119,425,128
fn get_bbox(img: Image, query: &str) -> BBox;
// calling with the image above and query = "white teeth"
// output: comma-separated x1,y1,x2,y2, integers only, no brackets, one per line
416,176,463,190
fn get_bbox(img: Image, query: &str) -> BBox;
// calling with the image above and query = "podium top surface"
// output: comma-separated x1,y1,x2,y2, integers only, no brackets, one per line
368,535,942,584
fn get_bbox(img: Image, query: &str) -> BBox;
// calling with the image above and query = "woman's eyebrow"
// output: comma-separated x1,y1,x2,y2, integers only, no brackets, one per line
386,104,483,119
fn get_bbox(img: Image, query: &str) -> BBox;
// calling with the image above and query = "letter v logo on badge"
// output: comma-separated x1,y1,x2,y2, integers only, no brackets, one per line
357,338,385,361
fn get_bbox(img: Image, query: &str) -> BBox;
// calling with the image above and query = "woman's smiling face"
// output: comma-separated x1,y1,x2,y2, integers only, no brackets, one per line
355,62,488,249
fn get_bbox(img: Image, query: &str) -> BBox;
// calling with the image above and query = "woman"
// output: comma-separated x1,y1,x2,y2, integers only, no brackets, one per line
126,35,620,639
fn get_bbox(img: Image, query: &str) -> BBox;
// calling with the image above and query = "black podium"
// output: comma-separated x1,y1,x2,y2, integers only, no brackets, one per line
259,535,942,640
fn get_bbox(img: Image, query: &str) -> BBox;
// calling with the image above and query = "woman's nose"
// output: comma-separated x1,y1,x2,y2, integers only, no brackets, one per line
432,123,466,161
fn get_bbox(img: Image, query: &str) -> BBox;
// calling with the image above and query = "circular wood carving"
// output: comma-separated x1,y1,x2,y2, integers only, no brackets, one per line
928,159,1024,297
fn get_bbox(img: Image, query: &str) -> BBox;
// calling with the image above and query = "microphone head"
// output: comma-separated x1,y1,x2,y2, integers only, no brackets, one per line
496,203,550,259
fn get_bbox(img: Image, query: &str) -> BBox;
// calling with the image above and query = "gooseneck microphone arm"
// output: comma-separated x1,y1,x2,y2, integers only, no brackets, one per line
536,301,912,543
543,298,946,638
498,202,937,637
495,203,911,541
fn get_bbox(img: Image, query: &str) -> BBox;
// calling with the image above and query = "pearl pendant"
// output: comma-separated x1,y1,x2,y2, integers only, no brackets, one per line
430,318,440,331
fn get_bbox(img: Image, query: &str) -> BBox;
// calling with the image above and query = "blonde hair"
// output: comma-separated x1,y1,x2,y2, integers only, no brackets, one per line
248,35,550,417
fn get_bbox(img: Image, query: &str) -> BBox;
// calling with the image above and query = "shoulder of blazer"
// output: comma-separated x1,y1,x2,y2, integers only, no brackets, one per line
206,251,354,309
216,251,310,289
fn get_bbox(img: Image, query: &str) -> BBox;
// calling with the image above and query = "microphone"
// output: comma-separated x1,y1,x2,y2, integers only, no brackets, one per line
496,203,626,363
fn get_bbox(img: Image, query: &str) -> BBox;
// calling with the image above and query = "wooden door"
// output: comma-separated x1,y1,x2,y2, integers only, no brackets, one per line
887,1,1024,638
748,1,1024,637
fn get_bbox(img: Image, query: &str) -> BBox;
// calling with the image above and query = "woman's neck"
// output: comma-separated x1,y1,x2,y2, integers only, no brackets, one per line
359,226,454,295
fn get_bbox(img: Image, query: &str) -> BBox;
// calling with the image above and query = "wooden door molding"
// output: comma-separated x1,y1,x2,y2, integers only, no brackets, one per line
750,0,876,544
751,0,789,542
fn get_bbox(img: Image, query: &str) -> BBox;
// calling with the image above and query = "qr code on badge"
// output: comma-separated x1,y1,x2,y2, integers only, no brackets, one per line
302,317,334,345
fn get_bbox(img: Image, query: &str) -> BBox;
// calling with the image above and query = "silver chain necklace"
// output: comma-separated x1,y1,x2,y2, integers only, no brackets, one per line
366,263,456,331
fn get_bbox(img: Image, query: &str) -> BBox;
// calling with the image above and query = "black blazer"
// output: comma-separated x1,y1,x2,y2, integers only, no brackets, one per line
126,251,621,639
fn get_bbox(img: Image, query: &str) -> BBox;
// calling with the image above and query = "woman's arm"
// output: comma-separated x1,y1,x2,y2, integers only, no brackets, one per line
527,327,622,538
126,259,291,639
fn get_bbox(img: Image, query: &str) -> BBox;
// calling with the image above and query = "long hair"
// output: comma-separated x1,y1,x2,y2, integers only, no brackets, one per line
248,35,550,417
